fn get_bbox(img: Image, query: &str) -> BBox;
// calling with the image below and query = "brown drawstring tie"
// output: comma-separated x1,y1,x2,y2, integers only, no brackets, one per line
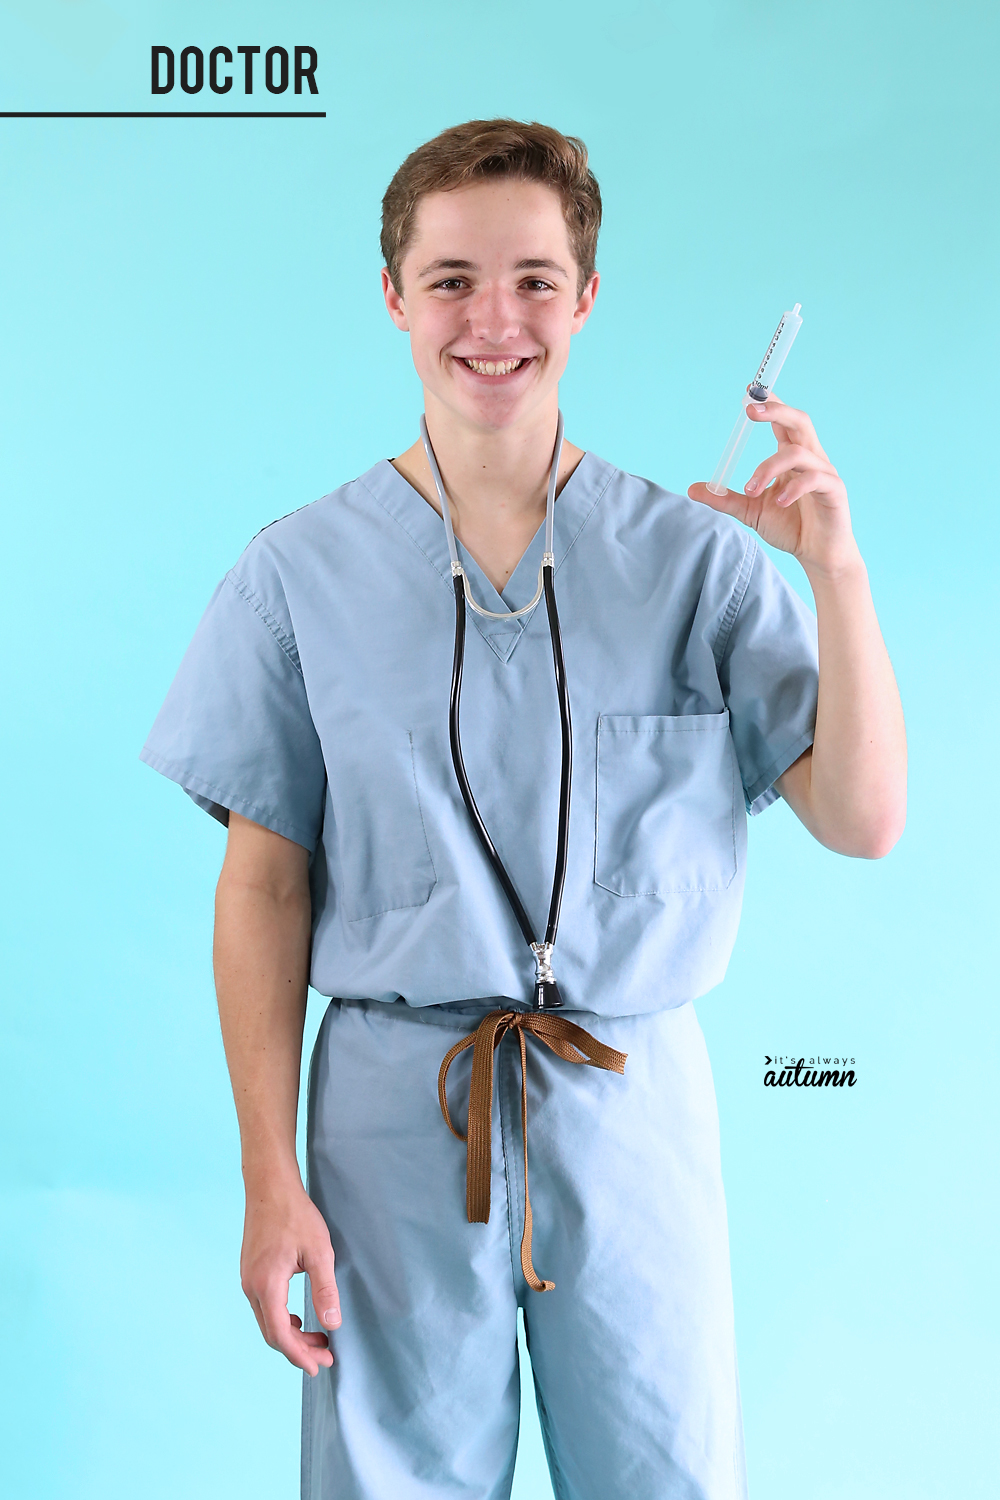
438,1009,627,1292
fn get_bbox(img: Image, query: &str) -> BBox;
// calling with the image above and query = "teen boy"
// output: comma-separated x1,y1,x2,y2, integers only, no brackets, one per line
142,119,905,1499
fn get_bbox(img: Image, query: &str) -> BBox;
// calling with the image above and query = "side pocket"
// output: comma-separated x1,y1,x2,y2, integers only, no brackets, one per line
595,711,738,896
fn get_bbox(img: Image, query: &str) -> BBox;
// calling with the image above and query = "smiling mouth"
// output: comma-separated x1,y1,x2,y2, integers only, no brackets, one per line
459,356,530,376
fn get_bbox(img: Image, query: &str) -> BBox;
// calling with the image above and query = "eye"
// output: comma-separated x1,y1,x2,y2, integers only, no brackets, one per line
522,278,555,292
432,278,467,291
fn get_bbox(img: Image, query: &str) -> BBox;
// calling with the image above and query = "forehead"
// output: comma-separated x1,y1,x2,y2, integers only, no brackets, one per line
405,179,574,271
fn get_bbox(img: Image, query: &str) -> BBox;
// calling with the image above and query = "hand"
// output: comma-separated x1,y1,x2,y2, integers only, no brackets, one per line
688,394,861,580
240,1178,341,1377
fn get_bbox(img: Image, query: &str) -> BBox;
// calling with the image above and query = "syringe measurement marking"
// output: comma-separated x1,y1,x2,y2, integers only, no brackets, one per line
754,316,787,386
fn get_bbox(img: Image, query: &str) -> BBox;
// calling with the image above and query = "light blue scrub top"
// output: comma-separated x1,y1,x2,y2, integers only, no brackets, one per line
141,451,819,1017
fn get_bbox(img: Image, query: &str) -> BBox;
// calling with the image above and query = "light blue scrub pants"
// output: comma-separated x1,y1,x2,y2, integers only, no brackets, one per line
302,996,749,1500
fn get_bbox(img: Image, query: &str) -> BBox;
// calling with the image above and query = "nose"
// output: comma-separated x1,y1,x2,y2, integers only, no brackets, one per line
467,282,521,346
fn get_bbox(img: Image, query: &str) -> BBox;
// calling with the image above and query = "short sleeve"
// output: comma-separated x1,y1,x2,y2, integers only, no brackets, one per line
716,538,819,816
140,569,327,852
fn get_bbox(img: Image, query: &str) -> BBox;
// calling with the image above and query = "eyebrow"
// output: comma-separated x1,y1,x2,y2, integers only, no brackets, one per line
415,256,569,279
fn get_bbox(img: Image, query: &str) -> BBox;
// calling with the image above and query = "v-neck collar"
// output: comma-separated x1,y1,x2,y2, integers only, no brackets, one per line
358,449,612,663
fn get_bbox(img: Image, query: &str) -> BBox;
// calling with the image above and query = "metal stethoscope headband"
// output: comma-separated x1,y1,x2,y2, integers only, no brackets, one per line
419,411,572,1010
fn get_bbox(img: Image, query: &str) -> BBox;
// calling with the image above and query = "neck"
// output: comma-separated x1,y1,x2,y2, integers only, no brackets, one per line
420,392,563,521
390,393,585,593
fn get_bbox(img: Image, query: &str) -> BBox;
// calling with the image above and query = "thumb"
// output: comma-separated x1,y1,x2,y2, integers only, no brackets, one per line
687,482,752,524
306,1241,342,1331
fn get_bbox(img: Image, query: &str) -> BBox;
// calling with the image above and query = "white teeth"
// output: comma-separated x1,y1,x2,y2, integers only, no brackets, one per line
462,358,525,375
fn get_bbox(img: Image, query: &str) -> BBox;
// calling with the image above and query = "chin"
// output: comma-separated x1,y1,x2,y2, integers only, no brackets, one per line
433,380,555,434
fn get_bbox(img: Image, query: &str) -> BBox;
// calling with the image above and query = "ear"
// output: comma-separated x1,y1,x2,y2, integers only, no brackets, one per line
571,270,599,333
381,267,409,331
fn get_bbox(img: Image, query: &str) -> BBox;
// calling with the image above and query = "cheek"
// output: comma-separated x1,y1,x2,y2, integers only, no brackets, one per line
535,305,574,351
537,316,573,370
409,308,459,370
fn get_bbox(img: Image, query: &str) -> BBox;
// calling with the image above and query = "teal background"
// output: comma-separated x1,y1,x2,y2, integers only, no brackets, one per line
1,1,996,1495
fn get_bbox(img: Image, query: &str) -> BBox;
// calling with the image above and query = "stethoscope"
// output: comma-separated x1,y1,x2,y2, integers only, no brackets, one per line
419,411,571,1011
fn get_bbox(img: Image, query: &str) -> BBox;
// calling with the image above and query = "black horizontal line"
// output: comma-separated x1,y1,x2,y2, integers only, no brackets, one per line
0,111,326,119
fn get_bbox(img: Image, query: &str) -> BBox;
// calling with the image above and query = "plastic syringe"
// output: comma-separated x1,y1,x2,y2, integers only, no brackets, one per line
706,304,803,496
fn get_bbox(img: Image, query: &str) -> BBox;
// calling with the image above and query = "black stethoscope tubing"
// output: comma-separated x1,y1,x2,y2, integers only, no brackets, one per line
448,560,572,1009
423,413,572,1010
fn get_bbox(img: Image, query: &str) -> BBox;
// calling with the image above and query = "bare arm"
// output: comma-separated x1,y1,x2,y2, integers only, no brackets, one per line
774,557,906,856
214,810,340,1376
690,395,906,858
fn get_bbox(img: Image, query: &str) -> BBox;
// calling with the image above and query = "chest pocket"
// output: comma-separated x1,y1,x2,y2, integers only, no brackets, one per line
595,711,738,896
339,729,438,922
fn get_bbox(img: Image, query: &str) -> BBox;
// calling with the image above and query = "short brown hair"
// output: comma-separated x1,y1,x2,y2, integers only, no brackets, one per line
381,118,602,298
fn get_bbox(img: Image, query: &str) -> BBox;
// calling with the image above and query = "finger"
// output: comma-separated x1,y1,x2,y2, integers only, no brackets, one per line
246,1291,269,1343
289,1313,331,1339
255,1276,292,1350
261,1301,334,1376
745,445,836,496
305,1241,342,1332
744,392,809,430
289,1315,336,1356
249,1288,332,1374
293,1326,335,1350
771,471,845,508
286,1329,334,1377
745,396,830,460
256,1276,322,1368
243,1260,335,1375
242,1268,278,1338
